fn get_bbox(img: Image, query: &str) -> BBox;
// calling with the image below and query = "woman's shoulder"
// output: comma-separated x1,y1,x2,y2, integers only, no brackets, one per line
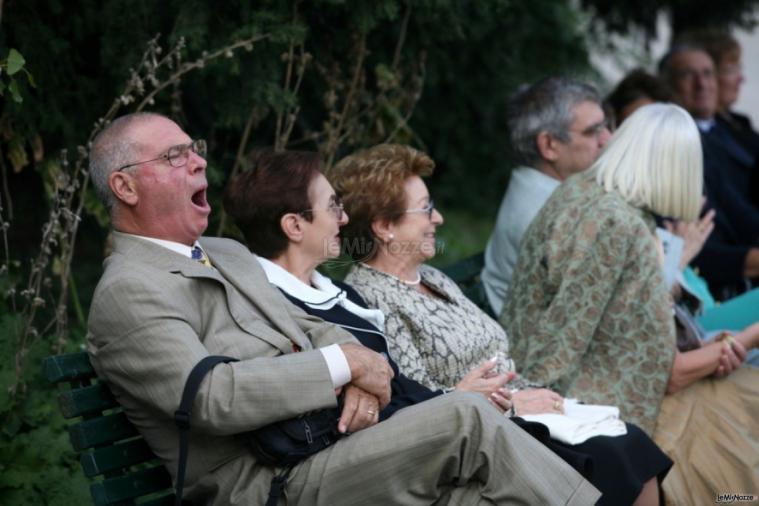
595,191,654,236
344,263,379,287
522,179,654,274
528,175,597,231
419,264,463,298
344,264,391,304
552,177,650,233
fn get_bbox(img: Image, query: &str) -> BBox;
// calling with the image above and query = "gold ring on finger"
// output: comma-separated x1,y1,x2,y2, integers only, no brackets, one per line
367,410,376,415
553,401,561,410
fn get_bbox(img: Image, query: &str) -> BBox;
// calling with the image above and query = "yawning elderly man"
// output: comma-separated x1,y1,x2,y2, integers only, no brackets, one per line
85,112,599,506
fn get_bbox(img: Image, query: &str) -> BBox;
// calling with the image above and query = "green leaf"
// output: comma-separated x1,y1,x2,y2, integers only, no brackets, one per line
25,71,36,89
6,49,26,76
0,80,4,96
8,79,22,103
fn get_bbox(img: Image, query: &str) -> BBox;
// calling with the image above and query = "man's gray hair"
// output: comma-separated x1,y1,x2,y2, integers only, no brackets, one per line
507,77,601,167
89,112,165,209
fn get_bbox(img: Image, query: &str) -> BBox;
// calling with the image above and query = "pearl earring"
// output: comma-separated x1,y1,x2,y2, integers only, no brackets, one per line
388,233,394,241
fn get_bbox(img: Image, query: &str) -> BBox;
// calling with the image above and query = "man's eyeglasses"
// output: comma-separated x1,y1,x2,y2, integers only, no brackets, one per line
405,198,435,220
576,121,608,139
116,139,207,172
300,199,345,220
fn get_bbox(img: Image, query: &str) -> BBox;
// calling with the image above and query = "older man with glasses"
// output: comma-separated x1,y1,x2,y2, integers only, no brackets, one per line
660,44,759,300
85,112,599,506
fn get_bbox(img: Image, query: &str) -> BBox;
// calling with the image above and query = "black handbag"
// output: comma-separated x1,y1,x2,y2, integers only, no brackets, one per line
173,355,344,506
250,407,343,467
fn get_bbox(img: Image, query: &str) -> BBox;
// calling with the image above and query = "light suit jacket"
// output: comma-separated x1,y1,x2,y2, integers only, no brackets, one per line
86,232,356,504
481,166,560,315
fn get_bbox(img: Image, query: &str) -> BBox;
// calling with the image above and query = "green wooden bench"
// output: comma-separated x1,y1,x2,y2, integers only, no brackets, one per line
43,351,176,506
440,251,494,318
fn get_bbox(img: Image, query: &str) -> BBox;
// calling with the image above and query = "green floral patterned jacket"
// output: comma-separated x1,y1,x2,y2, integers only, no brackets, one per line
502,172,675,435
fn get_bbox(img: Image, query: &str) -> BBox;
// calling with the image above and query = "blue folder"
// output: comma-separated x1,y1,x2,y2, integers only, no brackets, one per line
697,288,759,332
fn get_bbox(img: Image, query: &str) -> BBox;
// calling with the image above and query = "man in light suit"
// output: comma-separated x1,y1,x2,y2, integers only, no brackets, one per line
481,77,610,316
86,112,599,505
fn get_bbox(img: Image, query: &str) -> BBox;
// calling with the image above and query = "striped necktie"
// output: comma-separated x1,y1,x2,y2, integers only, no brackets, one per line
191,246,212,267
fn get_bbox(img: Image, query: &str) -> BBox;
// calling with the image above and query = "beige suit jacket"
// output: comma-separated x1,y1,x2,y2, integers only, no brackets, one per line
87,232,599,506
87,232,356,503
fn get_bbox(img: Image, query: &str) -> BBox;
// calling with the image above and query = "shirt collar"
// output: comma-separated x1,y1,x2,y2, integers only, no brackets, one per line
125,233,202,259
520,166,562,187
695,118,715,133
257,256,343,306
257,256,386,330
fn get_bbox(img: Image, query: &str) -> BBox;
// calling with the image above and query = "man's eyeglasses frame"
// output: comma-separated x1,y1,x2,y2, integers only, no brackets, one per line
116,139,207,172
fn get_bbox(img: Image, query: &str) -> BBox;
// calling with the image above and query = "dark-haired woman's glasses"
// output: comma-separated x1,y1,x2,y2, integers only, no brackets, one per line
300,201,344,220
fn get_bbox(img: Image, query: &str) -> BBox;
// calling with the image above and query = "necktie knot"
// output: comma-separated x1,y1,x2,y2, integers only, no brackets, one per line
191,246,212,267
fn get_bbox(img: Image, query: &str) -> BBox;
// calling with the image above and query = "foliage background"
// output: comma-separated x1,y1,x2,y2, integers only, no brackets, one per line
0,0,756,503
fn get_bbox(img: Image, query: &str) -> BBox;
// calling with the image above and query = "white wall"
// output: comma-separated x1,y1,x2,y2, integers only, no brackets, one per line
734,27,759,125
590,12,759,127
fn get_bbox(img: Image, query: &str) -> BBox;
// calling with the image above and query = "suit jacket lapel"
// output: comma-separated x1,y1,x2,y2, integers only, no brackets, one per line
200,239,313,352
111,233,297,354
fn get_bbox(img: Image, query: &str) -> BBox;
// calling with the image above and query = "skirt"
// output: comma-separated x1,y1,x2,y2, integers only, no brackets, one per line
513,418,672,505
652,366,759,505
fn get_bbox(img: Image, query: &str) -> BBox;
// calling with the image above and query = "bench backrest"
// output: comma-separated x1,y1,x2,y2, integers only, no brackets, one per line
44,352,175,506
440,252,494,318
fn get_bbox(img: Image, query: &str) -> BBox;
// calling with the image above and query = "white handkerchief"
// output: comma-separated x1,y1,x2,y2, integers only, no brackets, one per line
520,399,627,445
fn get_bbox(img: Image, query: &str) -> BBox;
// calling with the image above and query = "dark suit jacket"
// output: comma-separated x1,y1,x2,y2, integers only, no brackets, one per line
717,111,759,208
693,121,759,298
279,281,440,420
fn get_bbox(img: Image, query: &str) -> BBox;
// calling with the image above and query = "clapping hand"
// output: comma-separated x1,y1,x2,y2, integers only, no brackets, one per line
714,333,746,378
664,199,715,269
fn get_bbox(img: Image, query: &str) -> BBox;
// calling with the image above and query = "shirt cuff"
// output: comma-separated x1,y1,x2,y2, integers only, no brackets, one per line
319,344,351,388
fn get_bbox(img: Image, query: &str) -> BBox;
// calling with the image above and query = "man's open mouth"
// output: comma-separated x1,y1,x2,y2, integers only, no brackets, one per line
191,187,209,209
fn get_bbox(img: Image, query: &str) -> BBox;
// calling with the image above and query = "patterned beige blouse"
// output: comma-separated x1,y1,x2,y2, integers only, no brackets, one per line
345,262,528,392
502,173,675,435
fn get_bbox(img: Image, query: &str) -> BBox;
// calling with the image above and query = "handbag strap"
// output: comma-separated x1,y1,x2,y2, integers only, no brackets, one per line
174,355,239,506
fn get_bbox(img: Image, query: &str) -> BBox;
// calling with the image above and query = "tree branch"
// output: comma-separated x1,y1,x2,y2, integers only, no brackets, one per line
136,33,270,111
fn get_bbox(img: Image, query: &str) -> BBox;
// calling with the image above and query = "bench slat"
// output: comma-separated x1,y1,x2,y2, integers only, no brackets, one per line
68,412,139,451
59,383,119,418
90,466,172,506
140,494,176,506
441,252,484,284
80,438,158,477
45,352,177,504
44,351,96,383
462,281,494,317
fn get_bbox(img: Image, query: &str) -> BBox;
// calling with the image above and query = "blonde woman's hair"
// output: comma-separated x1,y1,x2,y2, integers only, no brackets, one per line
591,103,702,221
